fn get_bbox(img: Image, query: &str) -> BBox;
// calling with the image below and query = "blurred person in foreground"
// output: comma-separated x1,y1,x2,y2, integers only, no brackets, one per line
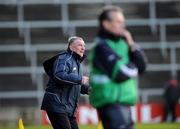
89,6,147,129
164,78,180,122
41,36,91,129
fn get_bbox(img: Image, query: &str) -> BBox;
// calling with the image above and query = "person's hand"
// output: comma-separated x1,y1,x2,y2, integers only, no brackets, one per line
120,29,135,47
81,76,89,85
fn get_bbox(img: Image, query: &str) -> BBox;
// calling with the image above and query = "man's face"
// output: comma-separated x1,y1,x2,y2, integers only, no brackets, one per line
103,11,125,35
69,38,85,57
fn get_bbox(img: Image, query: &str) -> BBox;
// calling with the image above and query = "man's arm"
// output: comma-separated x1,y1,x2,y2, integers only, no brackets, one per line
129,44,147,74
53,54,82,85
94,42,138,83
119,29,147,74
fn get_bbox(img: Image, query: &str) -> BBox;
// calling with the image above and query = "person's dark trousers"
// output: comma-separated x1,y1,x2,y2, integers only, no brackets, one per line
46,111,79,129
98,104,134,129
164,102,176,122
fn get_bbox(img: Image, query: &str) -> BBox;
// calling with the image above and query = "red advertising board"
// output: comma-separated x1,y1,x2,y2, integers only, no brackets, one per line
41,103,180,125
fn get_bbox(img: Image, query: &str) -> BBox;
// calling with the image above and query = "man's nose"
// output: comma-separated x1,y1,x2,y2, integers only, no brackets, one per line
82,46,85,50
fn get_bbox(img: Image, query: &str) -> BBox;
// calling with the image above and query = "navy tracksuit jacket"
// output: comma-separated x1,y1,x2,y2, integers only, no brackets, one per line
41,49,90,116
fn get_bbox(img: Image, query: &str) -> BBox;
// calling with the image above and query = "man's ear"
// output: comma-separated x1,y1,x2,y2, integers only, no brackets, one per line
102,20,109,30
69,45,72,51
69,44,74,51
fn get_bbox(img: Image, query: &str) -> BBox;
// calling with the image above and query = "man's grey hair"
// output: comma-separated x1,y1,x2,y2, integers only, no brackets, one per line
68,36,83,47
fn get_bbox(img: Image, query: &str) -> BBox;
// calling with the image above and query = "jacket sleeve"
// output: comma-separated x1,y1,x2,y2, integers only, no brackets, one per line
80,85,91,94
129,44,147,74
53,54,82,85
93,42,138,83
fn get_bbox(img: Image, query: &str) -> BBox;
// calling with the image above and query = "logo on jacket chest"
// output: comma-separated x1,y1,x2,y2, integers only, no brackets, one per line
73,67,77,71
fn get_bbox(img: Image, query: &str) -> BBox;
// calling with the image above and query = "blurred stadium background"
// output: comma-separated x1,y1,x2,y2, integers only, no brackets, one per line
0,0,180,128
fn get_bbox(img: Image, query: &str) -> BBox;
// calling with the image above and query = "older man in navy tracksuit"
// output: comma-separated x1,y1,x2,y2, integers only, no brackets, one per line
41,36,90,129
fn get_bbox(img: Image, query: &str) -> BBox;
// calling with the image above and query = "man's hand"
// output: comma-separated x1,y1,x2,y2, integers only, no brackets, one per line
81,76,89,85
120,29,135,47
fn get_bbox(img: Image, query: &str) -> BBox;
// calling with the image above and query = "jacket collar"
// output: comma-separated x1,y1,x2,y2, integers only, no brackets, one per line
67,48,86,63
98,27,126,42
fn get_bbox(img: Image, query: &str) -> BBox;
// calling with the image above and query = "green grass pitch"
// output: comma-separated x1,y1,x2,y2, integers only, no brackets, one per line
1,123,180,129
